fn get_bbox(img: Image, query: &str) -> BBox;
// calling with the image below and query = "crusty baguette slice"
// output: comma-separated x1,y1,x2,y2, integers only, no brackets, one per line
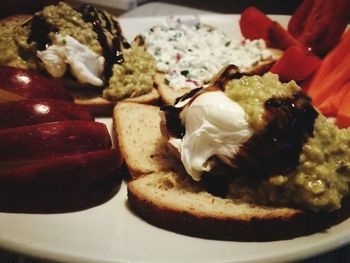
155,49,282,105
128,171,350,241
113,102,178,177
73,88,159,116
115,102,350,241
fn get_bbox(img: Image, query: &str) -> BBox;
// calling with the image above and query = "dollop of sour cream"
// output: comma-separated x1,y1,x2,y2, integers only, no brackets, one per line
169,90,253,181
142,16,272,90
37,35,105,86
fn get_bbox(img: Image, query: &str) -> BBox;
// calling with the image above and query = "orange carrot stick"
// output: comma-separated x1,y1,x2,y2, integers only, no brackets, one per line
308,30,350,90
317,81,350,116
308,53,350,106
336,82,350,128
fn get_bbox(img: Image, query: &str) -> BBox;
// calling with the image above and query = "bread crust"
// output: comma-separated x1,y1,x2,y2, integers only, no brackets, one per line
155,74,191,105
74,88,159,116
128,171,350,241
113,102,178,177
154,50,282,105
114,102,350,241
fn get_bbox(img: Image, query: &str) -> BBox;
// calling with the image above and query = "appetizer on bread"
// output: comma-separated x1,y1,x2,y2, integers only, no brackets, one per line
0,2,158,115
114,65,350,241
135,16,282,104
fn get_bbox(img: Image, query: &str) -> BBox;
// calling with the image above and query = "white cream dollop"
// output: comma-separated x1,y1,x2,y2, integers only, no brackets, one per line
170,91,253,181
37,35,105,87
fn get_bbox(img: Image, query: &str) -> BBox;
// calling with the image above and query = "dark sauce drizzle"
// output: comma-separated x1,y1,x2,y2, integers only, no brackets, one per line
79,4,130,81
161,64,319,196
26,5,130,84
232,92,318,179
27,16,58,50
161,65,244,139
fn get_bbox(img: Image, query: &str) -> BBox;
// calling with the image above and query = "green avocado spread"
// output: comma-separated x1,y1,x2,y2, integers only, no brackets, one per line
224,73,350,212
103,44,156,100
0,2,155,101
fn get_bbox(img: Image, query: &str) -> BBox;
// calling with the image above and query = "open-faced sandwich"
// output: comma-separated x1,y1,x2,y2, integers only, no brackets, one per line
135,16,282,105
0,2,158,115
114,65,350,241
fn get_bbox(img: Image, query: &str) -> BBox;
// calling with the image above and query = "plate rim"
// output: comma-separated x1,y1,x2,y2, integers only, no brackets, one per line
1,14,350,263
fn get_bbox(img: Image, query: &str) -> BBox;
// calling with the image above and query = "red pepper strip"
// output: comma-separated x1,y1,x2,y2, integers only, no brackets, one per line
239,7,273,45
296,0,350,56
288,0,315,38
268,21,300,50
270,45,321,82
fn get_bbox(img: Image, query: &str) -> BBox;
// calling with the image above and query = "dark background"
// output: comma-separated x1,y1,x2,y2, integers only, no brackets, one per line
0,0,303,18
1,0,59,18
148,0,303,14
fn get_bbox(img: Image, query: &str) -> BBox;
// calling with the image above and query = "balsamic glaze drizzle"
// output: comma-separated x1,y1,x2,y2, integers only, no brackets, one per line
161,64,318,196
27,16,58,50
161,65,244,139
232,92,318,178
79,4,130,81
26,4,130,84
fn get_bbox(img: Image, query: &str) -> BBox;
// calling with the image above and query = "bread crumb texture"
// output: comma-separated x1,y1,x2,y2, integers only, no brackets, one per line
129,171,298,220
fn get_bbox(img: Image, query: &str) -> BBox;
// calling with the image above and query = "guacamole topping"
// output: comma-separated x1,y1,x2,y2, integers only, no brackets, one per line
0,2,155,101
103,44,156,100
0,20,36,69
224,73,350,212
225,73,300,132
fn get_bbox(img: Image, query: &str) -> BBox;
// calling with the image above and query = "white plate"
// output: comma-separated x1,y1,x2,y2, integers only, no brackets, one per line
1,15,350,263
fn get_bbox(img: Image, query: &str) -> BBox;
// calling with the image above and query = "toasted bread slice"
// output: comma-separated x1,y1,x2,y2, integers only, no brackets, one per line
113,102,178,177
155,49,283,105
155,74,192,105
0,14,159,116
128,171,350,241
73,88,159,116
114,102,350,241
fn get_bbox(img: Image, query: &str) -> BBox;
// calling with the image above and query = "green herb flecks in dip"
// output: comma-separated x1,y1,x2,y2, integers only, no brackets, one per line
224,73,350,212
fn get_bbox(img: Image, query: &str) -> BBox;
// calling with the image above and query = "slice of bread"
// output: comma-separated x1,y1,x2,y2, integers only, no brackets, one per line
0,14,159,116
155,49,282,105
135,31,283,105
72,88,159,116
155,74,191,105
113,102,178,177
114,102,350,241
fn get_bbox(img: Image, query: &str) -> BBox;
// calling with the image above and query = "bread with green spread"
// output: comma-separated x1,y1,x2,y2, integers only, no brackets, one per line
154,51,281,105
133,16,282,105
114,69,350,241
0,2,159,115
